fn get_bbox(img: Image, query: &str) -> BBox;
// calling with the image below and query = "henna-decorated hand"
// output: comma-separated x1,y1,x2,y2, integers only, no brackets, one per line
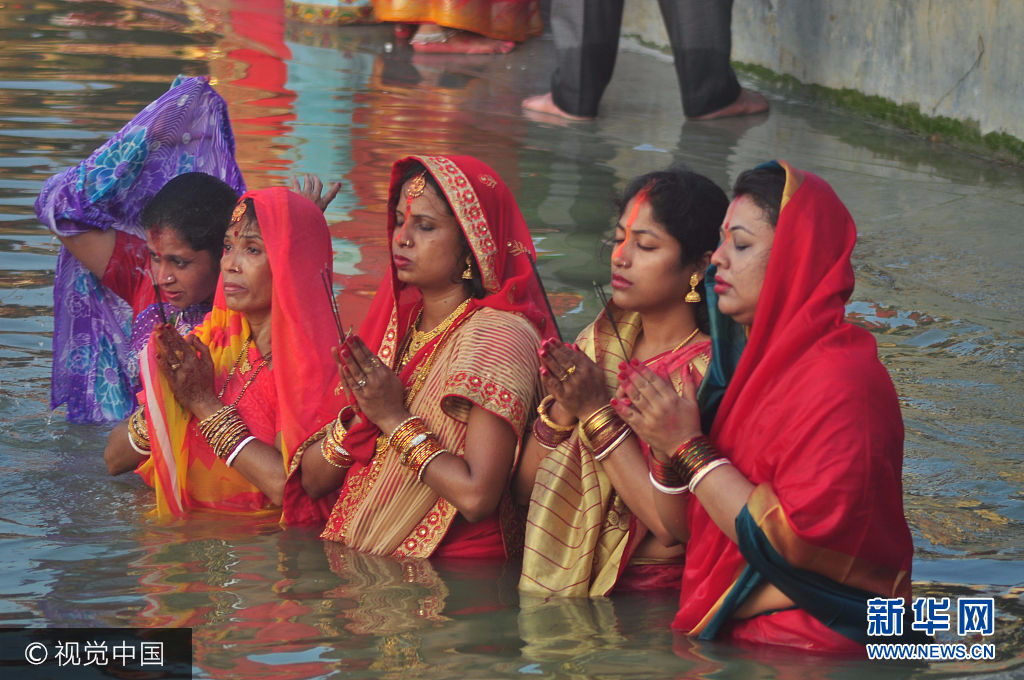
153,324,219,416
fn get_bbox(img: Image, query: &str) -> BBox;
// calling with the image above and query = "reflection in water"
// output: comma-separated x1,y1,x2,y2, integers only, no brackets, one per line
0,1,1022,678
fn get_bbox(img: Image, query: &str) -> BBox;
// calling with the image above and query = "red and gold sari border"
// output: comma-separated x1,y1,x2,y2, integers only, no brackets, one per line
419,155,500,293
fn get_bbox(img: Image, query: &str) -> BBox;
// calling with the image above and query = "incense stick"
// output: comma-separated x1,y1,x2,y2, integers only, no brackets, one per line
149,270,168,325
320,265,346,345
592,281,627,358
526,251,562,342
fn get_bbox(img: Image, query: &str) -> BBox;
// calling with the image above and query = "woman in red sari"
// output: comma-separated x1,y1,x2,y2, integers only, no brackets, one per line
105,187,343,523
295,155,555,560
516,167,728,597
616,161,917,652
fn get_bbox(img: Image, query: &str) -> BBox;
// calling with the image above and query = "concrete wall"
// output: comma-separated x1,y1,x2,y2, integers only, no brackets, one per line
621,0,1023,143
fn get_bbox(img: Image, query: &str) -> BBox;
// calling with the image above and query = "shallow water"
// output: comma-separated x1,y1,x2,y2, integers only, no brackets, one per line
0,1,1022,678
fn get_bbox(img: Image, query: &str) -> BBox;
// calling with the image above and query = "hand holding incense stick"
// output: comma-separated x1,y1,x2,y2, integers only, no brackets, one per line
322,266,360,407
592,281,628,358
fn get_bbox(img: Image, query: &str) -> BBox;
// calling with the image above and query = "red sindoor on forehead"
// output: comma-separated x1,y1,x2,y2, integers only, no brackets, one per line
614,185,651,259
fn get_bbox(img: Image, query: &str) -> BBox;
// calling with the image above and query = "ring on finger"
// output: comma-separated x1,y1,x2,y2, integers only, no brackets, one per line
355,378,368,390
170,362,182,371
558,364,577,383
368,357,382,368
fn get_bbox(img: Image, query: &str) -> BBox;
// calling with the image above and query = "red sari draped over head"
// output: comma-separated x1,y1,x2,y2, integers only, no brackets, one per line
677,162,915,652
138,188,343,524
319,154,556,560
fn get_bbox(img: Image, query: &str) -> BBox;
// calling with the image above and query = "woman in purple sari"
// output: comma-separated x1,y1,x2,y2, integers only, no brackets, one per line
36,76,246,424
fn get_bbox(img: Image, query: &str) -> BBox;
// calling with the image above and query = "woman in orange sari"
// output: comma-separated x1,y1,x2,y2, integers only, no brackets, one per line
104,188,342,523
516,167,728,596
296,155,555,560
374,0,542,53
617,161,918,652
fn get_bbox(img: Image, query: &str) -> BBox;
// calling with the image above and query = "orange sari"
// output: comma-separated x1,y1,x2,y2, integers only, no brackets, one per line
372,0,542,41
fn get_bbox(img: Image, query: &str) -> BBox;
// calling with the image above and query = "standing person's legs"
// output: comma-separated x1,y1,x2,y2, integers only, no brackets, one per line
658,0,746,118
548,0,625,118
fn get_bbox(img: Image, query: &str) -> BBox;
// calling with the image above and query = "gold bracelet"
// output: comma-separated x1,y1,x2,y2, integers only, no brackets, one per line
417,448,447,482
320,437,354,469
198,404,252,460
128,406,151,454
385,413,421,450
536,395,575,433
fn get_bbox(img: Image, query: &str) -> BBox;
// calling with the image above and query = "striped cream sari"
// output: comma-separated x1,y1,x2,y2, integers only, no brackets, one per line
521,306,709,596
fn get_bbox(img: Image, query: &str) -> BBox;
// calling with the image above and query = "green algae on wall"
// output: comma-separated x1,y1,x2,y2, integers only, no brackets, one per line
735,63,1024,165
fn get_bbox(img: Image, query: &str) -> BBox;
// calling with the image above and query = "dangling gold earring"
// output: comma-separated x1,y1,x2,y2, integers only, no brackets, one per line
684,272,701,303
461,255,473,280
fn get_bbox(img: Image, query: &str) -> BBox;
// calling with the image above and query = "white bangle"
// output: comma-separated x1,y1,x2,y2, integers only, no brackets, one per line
592,428,632,462
129,436,152,456
649,469,689,495
688,458,732,493
225,435,256,467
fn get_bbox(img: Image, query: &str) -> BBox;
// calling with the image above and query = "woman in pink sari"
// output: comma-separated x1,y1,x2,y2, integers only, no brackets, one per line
516,167,728,596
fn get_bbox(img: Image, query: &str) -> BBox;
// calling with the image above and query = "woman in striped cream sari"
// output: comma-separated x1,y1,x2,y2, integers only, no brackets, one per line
516,167,727,596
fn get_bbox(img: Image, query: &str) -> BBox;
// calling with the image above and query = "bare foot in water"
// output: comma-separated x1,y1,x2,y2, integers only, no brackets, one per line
410,24,516,54
521,92,594,121
688,88,769,120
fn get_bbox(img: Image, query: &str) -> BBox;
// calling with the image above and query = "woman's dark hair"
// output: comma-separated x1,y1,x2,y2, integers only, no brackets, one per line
140,172,240,261
732,164,786,226
613,166,729,333
397,161,486,299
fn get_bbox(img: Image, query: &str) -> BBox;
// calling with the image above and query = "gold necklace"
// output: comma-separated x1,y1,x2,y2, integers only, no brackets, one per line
399,298,470,369
639,327,702,363
669,327,701,354
217,335,273,406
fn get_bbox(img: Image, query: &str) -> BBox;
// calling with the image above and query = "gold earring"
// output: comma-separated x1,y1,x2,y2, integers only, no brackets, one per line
461,255,473,280
684,272,701,303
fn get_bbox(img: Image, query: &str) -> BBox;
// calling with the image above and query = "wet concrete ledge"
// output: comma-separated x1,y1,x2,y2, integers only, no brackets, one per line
621,0,1023,163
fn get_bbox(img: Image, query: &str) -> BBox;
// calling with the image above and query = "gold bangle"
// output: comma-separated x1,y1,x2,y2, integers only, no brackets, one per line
417,448,447,482
128,406,151,452
320,437,354,469
386,416,422,451
536,395,575,433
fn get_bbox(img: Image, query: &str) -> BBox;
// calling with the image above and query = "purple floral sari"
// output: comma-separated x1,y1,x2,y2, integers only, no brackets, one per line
35,76,246,423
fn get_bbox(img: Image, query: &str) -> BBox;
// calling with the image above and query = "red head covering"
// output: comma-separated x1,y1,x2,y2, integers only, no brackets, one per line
240,187,345,456
358,154,556,357
336,155,555,467
677,162,913,648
